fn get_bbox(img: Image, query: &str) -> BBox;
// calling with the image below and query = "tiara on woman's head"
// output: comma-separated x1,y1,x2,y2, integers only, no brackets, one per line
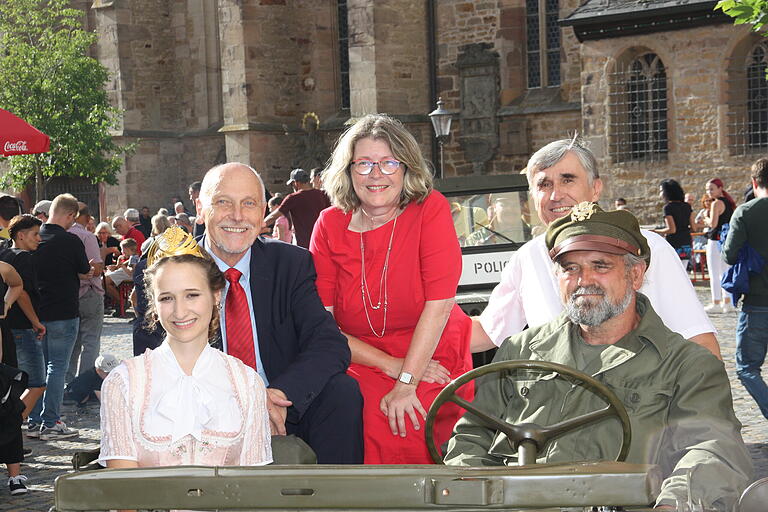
145,226,205,266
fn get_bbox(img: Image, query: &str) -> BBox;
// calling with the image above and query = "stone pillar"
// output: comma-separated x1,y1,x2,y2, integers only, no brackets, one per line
217,0,254,166
347,0,430,116
215,1,343,188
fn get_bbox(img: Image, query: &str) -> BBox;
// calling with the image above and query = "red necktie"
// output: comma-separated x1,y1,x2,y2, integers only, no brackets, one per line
224,268,256,369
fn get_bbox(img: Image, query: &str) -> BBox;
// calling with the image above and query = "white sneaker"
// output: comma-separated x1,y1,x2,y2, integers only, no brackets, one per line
39,421,78,441
704,303,723,314
722,302,736,313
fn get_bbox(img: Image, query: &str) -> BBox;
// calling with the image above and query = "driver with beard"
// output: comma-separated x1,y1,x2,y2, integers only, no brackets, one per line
445,202,752,511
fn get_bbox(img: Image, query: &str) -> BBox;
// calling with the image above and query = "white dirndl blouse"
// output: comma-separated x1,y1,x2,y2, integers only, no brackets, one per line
99,342,272,467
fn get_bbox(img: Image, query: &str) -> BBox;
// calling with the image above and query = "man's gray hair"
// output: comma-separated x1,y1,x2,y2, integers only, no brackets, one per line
123,208,140,222
623,252,647,272
526,137,599,185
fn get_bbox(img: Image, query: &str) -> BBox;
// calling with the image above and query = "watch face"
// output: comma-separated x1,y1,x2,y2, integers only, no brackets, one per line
399,372,414,384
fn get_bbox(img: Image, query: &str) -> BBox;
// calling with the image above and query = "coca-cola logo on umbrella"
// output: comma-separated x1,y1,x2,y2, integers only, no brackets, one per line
3,140,29,153
1,109,50,156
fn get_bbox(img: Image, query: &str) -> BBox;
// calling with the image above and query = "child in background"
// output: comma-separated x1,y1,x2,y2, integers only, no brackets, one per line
268,196,293,243
104,238,138,304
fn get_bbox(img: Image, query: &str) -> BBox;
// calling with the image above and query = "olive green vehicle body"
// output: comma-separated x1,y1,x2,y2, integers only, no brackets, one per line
54,460,662,512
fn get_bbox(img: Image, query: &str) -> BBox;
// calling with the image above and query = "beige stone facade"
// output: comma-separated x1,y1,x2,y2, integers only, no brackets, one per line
65,0,760,222
580,24,762,222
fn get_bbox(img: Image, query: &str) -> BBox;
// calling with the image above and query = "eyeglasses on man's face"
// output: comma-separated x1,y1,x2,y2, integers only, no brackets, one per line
349,158,403,175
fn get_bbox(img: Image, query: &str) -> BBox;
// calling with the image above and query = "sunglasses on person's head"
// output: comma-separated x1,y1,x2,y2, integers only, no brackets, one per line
349,158,403,175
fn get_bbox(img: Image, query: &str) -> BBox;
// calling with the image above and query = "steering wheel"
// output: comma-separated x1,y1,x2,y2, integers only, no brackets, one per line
425,360,632,465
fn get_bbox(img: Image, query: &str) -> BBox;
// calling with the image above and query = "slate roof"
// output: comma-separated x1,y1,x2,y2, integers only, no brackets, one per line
561,0,732,41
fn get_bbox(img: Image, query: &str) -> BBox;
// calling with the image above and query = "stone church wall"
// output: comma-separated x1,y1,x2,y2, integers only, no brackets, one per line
435,0,583,178
581,23,759,223
44,1,763,222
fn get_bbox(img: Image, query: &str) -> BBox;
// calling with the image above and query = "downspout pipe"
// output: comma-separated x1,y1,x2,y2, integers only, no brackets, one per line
427,0,440,177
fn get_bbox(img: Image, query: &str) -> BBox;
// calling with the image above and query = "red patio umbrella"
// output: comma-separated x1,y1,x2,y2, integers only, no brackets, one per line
0,108,50,156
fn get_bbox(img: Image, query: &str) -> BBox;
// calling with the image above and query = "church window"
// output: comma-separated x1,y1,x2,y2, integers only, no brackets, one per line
609,53,668,162
526,0,561,88
725,39,768,154
746,43,768,148
337,0,350,110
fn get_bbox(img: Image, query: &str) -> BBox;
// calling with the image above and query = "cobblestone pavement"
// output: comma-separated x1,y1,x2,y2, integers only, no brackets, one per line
3,286,767,510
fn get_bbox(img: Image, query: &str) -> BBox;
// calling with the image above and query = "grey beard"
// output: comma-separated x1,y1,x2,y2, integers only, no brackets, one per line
565,283,634,327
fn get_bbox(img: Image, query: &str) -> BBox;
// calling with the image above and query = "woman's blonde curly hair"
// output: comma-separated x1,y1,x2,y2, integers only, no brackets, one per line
322,114,434,212
142,253,225,341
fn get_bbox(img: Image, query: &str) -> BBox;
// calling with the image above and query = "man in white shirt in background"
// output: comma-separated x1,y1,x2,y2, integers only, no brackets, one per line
471,137,720,359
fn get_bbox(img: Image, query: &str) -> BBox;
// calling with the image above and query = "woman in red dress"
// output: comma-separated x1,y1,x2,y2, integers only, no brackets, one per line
309,114,472,464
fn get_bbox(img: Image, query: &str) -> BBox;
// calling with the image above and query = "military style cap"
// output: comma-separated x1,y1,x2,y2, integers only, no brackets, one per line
546,202,650,263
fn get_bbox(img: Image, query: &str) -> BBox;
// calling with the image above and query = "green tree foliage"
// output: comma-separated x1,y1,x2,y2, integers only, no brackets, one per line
716,0,768,30
0,0,133,199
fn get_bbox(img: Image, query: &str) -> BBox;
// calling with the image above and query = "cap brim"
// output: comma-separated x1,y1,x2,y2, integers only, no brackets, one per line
286,179,295,185
550,240,628,259
549,234,641,260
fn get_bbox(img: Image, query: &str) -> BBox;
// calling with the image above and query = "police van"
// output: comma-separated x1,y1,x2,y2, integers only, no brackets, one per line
435,174,536,318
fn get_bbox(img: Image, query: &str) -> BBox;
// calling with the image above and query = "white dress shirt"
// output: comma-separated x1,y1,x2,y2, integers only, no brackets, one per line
480,230,716,346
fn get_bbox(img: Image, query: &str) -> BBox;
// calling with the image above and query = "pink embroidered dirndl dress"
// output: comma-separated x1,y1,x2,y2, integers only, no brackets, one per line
99,342,272,467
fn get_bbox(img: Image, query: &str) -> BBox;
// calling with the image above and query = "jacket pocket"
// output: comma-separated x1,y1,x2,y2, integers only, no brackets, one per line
605,382,673,464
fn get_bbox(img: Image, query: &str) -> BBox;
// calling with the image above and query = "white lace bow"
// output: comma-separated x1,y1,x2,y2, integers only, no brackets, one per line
152,343,241,443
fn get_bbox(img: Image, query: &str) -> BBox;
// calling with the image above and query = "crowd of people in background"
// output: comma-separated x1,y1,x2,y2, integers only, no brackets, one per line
0,116,764,510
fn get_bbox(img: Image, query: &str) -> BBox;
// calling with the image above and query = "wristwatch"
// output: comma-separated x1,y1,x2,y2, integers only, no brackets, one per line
398,371,416,385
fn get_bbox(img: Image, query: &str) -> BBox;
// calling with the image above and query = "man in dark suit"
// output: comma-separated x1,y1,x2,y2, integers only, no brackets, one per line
196,162,363,464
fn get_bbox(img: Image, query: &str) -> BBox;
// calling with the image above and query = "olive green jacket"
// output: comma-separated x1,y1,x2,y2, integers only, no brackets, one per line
445,294,752,511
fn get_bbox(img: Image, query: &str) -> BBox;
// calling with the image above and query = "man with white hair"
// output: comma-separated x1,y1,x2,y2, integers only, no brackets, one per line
471,138,720,359
111,212,146,254
196,162,363,464
32,200,52,223
175,212,193,233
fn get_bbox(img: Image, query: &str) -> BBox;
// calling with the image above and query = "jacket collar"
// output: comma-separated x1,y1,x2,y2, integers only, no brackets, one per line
527,293,667,375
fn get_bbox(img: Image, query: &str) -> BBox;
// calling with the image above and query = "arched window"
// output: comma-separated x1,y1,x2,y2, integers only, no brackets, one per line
610,53,668,162
526,0,560,88
746,42,768,148
726,39,768,154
